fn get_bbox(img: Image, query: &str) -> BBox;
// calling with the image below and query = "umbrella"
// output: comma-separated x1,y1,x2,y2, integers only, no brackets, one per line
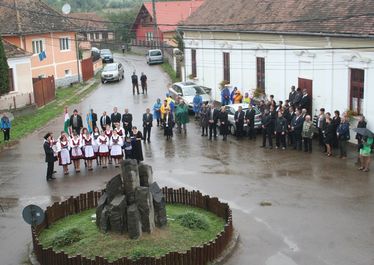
352,128,374,138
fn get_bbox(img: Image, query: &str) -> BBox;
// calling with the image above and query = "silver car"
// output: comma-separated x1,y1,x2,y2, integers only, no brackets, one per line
146,49,163,65
101,63,124,83
225,103,262,135
169,82,212,111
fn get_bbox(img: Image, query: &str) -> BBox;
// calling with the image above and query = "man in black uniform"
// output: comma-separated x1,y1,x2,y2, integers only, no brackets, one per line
131,72,139,95
140,72,148,94
110,107,121,129
122,108,133,137
43,133,56,181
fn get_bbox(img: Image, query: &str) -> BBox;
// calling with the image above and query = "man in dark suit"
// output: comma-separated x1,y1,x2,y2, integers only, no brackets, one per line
111,107,121,129
122,108,133,137
140,72,147,94
142,108,153,143
100,111,111,131
261,109,273,148
285,106,296,145
288,86,296,107
245,105,256,140
234,106,245,138
90,109,98,129
207,104,219,140
291,109,304,150
299,89,311,113
131,72,139,95
43,133,56,181
219,106,229,141
70,109,83,134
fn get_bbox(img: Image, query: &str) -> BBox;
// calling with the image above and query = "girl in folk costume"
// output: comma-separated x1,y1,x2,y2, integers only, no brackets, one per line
92,127,100,166
57,132,71,175
114,122,125,139
70,131,83,172
110,129,123,167
97,130,110,168
104,124,113,164
82,128,95,170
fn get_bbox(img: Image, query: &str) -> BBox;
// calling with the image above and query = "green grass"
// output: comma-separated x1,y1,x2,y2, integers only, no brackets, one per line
0,80,99,149
161,61,181,83
38,204,225,261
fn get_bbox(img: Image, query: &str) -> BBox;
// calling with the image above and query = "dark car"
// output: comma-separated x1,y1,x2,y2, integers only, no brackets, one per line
100,49,113,63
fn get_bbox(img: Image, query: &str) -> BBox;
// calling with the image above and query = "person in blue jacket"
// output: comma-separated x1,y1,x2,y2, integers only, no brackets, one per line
336,116,350,159
1,113,11,142
221,85,230,106
193,94,203,120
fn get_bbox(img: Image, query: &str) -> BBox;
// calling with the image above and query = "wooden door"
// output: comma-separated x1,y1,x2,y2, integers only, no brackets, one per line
350,69,364,114
298,78,313,113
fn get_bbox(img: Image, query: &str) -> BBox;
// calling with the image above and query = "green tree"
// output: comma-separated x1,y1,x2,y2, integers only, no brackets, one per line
105,8,138,43
0,37,9,96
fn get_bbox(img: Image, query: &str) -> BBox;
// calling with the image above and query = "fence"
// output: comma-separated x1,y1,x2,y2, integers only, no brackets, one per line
32,76,55,107
32,187,233,265
81,58,94,82
0,92,34,110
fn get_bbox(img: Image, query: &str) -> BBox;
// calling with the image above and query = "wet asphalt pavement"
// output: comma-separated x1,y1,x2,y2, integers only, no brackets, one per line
0,54,373,265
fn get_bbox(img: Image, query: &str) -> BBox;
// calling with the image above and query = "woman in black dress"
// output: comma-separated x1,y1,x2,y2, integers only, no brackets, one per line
219,106,229,141
164,109,174,140
332,110,341,148
131,127,143,163
324,112,334,157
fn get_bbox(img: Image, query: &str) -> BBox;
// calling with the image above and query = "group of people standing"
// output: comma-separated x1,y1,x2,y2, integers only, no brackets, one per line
43,107,147,181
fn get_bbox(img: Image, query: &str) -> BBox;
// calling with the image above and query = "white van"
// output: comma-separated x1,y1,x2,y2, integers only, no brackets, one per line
146,49,163,65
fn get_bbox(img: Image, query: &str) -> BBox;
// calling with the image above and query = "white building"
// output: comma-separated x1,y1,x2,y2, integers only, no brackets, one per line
180,0,374,129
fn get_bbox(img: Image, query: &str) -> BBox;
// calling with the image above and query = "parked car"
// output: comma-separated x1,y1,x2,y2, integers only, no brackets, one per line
169,82,212,111
146,49,163,65
225,103,262,135
101,63,124,83
100,49,113,63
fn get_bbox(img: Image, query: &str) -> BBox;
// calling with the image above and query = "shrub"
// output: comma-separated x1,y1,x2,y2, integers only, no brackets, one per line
51,227,83,248
175,212,209,230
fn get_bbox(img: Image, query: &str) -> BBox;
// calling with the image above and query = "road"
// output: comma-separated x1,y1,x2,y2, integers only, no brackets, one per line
0,54,373,265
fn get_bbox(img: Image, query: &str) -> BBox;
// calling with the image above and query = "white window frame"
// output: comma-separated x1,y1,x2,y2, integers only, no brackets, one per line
59,37,70,51
32,39,44,54
146,32,154,41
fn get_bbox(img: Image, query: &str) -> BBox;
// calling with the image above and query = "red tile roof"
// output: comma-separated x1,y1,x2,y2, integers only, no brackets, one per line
180,0,374,37
3,39,31,58
143,1,204,32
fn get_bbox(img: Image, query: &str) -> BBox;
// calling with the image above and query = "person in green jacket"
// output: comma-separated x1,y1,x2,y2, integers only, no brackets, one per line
175,100,189,134
359,136,373,172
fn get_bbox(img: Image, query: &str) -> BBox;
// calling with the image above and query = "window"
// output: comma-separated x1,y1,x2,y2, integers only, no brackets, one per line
146,32,154,41
8,69,14,92
59,37,70,51
102,32,108,40
350,68,365,114
191,49,197,78
90,33,94,40
64,69,71,76
223,52,230,83
82,33,87,40
95,33,100,40
256,57,265,91
32,39,44,54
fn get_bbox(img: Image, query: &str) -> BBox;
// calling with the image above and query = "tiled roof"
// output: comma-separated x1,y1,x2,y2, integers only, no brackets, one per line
180,0,374,37
142,1,204,32
0,0,78,36
68,12,112,32
3,39,31,58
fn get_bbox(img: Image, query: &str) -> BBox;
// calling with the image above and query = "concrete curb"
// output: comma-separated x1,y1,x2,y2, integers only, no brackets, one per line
28,230,239,265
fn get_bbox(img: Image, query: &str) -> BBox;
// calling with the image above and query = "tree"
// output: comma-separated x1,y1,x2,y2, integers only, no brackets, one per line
0,37,9,96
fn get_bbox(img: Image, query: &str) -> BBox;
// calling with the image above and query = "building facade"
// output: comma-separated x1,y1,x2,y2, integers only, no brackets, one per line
181,0,374,129
0,0,79,87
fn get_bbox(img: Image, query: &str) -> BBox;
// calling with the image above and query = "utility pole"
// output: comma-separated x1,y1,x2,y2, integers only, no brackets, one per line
151,0,159,48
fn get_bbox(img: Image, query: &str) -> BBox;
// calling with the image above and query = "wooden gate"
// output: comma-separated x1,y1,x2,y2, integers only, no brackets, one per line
33,76,55,107
81,57,94,81
298,78,313,113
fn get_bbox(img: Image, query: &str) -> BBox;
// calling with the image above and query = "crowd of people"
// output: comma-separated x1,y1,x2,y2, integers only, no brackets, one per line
193,85,372,172
43,83,372,181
